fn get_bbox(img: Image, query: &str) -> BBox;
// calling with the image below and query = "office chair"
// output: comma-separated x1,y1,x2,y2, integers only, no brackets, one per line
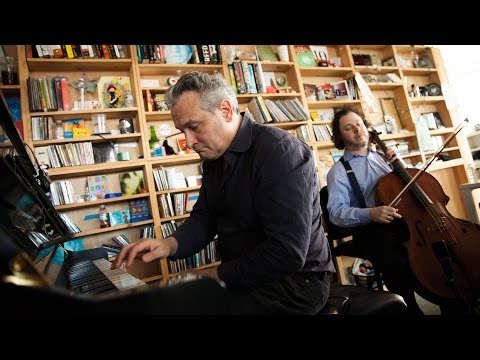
320,186,383,289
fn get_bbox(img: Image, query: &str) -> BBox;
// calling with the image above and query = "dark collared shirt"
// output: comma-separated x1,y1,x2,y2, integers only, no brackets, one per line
171,114,334,288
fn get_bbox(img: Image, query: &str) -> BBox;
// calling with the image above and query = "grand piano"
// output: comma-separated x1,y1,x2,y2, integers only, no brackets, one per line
0,89,228,315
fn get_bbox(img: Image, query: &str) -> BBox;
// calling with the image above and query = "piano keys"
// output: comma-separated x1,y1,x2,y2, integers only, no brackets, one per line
1,237,228,314
66,258,147,296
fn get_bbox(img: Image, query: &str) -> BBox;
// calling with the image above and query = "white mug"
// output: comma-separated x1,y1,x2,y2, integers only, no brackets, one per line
277,45,289,62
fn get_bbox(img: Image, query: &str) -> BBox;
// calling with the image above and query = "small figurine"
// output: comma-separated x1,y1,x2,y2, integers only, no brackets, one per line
107,84,120,107
69,73,98,110
163,139,176,155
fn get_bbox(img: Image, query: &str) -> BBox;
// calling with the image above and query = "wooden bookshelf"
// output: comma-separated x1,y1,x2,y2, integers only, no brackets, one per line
15,44,472,284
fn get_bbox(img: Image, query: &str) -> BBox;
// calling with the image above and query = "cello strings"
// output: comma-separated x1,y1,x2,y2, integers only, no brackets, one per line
370,130,458,246
392,161,457,245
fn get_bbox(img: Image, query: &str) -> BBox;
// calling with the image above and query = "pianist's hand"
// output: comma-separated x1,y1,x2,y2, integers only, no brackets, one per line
111,236,178,269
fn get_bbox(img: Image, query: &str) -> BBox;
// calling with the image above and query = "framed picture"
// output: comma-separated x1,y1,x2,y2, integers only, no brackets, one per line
331,80,351,100
353,54,372,66
119,170,145,195
416,55,433,68
303,83,318,101
384,115,398,134
97,76,132,109
398,55,414,68
382,57,396,67
370,53,382,66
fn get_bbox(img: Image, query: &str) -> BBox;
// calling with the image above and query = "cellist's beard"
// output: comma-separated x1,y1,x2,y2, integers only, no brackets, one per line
348,141,367,150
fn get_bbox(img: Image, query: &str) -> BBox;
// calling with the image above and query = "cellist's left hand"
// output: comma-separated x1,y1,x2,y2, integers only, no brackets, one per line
385,148,398,163
385,148,407,167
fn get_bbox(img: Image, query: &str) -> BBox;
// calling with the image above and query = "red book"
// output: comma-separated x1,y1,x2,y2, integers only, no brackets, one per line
60,77,70,111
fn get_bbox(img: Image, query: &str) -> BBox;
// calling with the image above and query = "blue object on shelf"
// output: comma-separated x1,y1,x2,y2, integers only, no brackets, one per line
105,193,122,199
5,97,21,120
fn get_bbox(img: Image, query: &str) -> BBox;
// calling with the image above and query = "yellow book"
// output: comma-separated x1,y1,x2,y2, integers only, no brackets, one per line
310,111,320,121
65,45,75,59
256,96,273,123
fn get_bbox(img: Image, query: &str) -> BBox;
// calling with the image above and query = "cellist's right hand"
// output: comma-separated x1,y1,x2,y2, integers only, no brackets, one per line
370,205,402,224
111,236,178,269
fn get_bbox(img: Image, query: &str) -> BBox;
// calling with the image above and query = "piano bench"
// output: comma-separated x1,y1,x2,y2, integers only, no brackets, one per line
317,283,408,315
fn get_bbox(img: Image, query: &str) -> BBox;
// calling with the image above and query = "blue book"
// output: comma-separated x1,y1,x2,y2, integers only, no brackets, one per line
129,198,151,223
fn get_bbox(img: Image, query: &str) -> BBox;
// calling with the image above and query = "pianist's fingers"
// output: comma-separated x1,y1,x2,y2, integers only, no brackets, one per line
112,239,150,269
112,238,165,269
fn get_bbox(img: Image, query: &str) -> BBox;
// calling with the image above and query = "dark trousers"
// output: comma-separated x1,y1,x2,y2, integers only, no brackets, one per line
351,220,423,315
227,272,330,315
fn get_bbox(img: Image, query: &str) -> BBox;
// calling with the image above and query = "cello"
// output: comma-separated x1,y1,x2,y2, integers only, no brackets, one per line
369,126,480,307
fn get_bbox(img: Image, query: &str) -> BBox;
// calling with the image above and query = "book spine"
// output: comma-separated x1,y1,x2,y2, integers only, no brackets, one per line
256,96,273,123
254,63,267,93
64,45,74,59
136,45,143,63
106,44,116,59
101,44,110,59
200,45,210,64
227,64,238,93
195,45,204,63
60,77,70,111
232,62,246,94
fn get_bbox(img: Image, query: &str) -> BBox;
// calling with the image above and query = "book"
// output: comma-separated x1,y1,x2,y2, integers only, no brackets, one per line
34,146,51,168
310,111,321,121
319,110,334,121
317,154,335,181
256,45,279,61
129,198,151,223
154,93,168,111
119,170,145,195
87,174,109,200
112,234,130,247
331,149,344,163
109,210,130,226
176,137,194,154
186,191,199,213
294,45,316,67
60,77,70,111
63,118,85,138
303,83,318,101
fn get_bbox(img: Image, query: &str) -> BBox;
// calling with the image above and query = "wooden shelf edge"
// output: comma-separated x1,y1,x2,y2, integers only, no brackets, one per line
55,193,150,211
47,159,146,178
167,261,221,278
72,219,154,238
428,158,464,172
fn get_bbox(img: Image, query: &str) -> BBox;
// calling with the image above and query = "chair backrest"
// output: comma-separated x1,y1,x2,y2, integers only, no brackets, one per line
320,186,384,289
320,186,355,240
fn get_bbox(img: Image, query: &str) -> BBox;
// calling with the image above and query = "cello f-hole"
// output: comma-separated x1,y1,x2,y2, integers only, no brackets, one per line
414,220,426,246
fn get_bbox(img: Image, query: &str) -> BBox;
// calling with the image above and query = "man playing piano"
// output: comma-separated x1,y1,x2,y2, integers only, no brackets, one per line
112,72,334,314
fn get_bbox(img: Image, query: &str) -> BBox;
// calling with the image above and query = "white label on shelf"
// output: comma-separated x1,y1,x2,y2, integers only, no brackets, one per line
141,79,160,87
159,123,171,136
